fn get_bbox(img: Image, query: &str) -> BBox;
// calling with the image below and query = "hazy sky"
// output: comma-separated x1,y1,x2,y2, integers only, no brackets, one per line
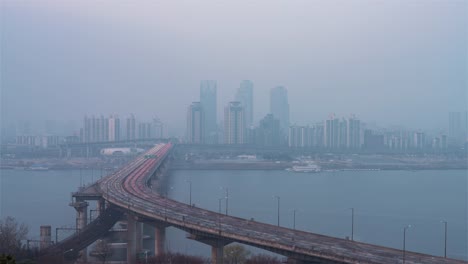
1,0,467,135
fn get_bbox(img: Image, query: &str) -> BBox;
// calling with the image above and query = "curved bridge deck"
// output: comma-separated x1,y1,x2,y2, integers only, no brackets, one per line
49,143,466,264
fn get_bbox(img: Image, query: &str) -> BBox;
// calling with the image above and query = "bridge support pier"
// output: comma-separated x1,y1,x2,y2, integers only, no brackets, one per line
154,225,167,256
135,222,143,253
96,198,106,216
70,199,89,263
127,215,137,264
187,234,231,264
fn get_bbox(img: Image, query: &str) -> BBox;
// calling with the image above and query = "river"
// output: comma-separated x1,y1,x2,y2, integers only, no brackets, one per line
0,169,466,260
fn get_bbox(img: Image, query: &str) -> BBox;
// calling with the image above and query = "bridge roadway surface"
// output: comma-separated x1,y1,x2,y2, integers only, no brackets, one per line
56,143,466,264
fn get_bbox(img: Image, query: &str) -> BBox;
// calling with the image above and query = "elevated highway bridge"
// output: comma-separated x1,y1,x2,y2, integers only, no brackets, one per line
41,143,466,264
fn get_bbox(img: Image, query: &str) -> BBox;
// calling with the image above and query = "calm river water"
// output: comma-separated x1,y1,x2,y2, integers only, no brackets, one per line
1,169,466,260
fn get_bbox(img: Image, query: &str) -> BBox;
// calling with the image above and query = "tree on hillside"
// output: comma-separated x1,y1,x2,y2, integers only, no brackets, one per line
0,217,28,255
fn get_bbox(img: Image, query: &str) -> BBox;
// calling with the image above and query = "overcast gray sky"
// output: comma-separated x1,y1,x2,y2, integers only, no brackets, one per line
1,0,467,135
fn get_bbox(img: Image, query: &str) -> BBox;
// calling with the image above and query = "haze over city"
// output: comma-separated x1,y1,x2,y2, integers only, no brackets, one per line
1,1,467,264
2,0,467,136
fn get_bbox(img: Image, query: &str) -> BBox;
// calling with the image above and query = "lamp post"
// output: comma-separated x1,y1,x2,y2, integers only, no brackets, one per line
221,187,229,215
218,198,224,214
403,224,412,264
274,196,280,227
292,209,297,230
186,180,192,206
441,220,447,258
350,208,354,241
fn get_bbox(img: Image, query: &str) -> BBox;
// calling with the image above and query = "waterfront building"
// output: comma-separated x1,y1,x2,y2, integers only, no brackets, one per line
255,114,281,146
363,129,385,150
270,86,289,137
186,102,205,144
126,114,136,140
200,80,217,144
108,115,121,142
138,122,152,139
449,111,468,146
324,115,340,149
347,117,361,149
224,101,244,144
235,80,254,128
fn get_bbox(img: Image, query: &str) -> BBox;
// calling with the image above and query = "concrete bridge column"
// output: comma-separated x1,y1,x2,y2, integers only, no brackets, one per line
127,215,137,264
67,148,72,158
70,199,88,263
211,242,225,264
187,234,231,264
154,225,166,256
135,222,143,254
96,198,106,216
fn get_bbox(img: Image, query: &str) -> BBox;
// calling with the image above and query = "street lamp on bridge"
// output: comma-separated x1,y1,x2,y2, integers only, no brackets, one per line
403,224,412,264
292,209,297,230
349,208,354,241
274,195,280,227
440,220,448,258
220,187,229,215
186,179,192,206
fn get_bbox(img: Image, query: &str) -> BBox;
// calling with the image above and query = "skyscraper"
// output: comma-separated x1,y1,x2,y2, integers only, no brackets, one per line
200,80,217,143
235,80,254,128
270,86,289,137
224,101,244,144
186,102,205,144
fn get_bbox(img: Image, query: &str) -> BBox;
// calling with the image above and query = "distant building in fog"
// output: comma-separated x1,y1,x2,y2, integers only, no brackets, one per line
288,124,324,148
108,115,120,141
270,86,289,137
363,129,384,150
126,114,136,140
324,115,340,149
186,102,205,144
224,101,244,144
235,80,254,128
138,122,152,139
200,80,217,144
255,114,280,146
449,111,467,146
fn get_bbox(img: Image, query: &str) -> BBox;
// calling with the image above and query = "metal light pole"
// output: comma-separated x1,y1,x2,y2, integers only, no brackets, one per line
441,220,447,258
186,180,192,206
403,224,412,264
350,208,354,241
274,196,280,227
293,209,297,230
225,187,229,215
218,198,224,214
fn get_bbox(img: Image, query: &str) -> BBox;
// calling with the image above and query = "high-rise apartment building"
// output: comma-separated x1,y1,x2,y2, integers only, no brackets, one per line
235,80,254,128
324,115,340,149
138,122,152,139
255,114,280,146
108,115,121,142
126,114,136,140
270,86,289,137
200,80,217,143
186,102,205,144
449,111,468,146
347,117,361,149
224,102,244,144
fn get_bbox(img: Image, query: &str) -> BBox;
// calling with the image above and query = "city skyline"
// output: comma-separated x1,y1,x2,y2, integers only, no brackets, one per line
2,1,466,137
